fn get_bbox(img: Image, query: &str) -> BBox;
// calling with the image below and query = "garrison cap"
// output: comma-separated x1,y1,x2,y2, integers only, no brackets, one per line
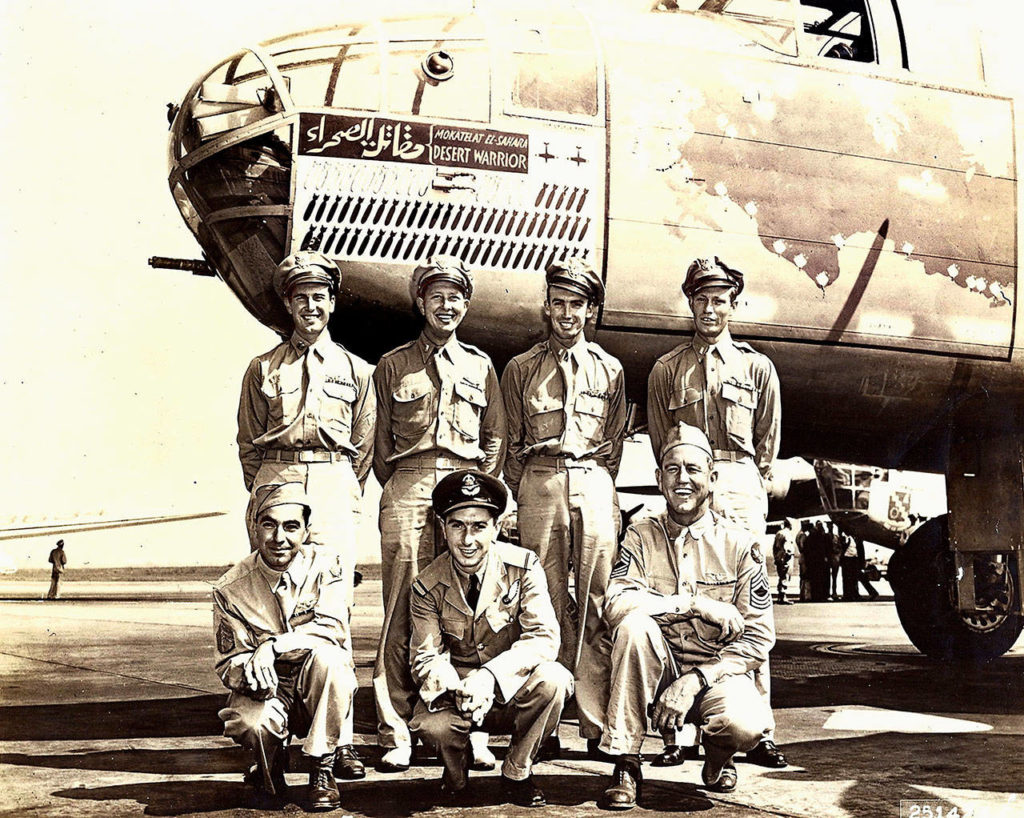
660,422,714,464
251,482,311,520
546,256,604,304
432,470,508,519
56,539,64,546
682,256,744,298
273,251,341,300
413,255,474,299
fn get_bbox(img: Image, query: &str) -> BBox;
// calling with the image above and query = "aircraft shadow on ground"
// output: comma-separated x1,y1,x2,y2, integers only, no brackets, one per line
51,772,714,816
771,640,1024,716
756,732,1024,815
0,688,378,743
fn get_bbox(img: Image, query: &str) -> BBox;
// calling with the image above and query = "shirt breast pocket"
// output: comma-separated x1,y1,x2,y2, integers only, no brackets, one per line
484,607,516,653
260,376,302,427
441,616,467,652
527,393,564,441
693,580,739,646
669,387,703,427
573,393,608,444
392,375,433,439
322,381,358,436
720,380,757,445
451,379,486,440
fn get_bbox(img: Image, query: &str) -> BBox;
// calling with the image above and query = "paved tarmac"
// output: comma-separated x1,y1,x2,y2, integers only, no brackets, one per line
2,580,1022,818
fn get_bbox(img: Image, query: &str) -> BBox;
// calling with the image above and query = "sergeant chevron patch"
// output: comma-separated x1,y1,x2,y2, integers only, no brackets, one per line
610,550,632,579
217,620,235,653
750,570,772,610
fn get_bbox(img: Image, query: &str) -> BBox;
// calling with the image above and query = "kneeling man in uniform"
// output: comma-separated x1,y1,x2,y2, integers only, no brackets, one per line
213,483,356,811
599,423,775,809
409,469,572,807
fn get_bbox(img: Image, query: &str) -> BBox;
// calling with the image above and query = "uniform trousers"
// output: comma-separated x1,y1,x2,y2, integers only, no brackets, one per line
373,454,475,750
248,458,360,744
46,573,61,600
410,661,573,785
218,644,356,760
709,456,774,736
516,457,617,739
600,613,772,769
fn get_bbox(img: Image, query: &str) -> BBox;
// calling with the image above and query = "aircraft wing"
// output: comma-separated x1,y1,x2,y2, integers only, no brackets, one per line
0,511,227,542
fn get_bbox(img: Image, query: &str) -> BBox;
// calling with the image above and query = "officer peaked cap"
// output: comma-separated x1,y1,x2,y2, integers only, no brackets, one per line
413,255,474,299
682,256,744,298
273,251,341,300
660,422,714,464
546,256,604,304
432,470,507,519
252,482,311,520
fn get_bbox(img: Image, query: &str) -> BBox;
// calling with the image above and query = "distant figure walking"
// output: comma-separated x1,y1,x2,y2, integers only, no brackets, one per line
46,539,66,600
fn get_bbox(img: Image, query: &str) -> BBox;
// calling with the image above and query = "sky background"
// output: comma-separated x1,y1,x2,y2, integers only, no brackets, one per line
0,0,1019,570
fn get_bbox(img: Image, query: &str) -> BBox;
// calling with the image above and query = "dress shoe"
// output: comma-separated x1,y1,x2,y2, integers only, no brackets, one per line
502,774,547,808
377,745,411,773
334,745,365,780
538,735,561,761
587,737,616,763
744,739,788,768
602,756,642,810
650,744,700,767
703,760,737,793
469,731,496,771
307,753,342,811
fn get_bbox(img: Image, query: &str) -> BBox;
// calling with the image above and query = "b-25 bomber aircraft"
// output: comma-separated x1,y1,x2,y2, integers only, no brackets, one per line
155,0,1022,663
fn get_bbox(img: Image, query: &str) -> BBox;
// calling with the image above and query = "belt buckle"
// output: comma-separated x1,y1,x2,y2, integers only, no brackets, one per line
297,450,317,462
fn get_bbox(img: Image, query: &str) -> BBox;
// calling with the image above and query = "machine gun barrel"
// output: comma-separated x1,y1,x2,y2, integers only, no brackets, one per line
147,256,216,276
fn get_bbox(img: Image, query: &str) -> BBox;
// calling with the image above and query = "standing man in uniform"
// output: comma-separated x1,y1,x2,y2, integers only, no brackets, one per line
773,519,797,604
599,423,775,808
213,483,357,811
236,250,375,780
500,258,626,753
372,256,506,771
46,539,67,600
409,469,572,807
646,256,786,769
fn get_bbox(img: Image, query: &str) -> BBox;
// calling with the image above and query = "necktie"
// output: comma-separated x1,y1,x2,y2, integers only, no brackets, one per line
467,574,481,611
556,348,575,439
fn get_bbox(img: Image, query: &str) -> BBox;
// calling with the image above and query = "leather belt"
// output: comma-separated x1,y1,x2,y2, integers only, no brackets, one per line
527,454,598,469
263,449,351,463
712,449,753,463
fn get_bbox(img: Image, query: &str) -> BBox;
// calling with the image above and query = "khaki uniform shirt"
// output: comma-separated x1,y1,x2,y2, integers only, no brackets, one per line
647,330,780,478
236,332,376,490
213,543,350,692
501,338,627,493
372,333,506,484
410,542,560,705
605,509,775,684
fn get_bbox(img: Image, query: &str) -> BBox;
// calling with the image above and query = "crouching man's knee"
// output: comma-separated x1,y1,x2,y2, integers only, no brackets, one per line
522,661,574,704
409,706,469,751
700,676,772,755
613,612,664,646
219,693,289,749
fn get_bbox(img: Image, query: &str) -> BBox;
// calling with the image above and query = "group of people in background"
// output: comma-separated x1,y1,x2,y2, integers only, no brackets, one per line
213,249,790,811
789,520,879,603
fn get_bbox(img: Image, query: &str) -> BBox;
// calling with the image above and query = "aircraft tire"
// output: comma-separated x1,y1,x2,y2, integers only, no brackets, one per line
890,515,1023,664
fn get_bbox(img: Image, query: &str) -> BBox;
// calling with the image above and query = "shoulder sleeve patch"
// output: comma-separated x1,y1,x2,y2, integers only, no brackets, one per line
216,620,236,654
610,549,633,580
749,569,772,611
